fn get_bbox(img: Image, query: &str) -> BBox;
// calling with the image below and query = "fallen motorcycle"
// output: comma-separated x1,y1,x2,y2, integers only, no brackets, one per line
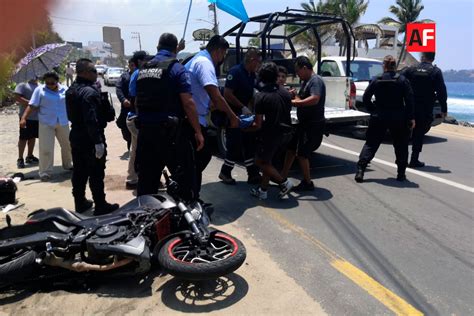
0,171,246,287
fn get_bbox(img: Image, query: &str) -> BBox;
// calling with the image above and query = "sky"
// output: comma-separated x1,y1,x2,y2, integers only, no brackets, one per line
49,0,474,70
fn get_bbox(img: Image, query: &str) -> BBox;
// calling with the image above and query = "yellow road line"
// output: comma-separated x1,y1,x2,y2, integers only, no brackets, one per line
262,206,423,316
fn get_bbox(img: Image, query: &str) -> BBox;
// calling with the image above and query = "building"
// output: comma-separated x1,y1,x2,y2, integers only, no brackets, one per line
102,26,124,58
66,41,83,49
85,41,117,59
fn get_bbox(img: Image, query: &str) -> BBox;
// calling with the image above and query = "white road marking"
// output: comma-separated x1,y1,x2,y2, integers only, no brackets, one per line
321,142,474,193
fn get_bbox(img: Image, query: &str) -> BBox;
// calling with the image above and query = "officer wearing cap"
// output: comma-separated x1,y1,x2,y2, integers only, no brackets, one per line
134,33,204,201
401,52,448,168
355,55,415,183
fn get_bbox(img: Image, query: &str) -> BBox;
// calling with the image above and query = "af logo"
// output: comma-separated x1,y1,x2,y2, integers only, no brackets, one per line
406,23,436,52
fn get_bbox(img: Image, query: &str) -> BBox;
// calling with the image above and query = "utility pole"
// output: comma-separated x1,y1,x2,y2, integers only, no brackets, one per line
131,32,142,50
209,3,219,35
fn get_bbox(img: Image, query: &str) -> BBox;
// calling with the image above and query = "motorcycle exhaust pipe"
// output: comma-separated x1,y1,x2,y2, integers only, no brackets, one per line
40,253,133,272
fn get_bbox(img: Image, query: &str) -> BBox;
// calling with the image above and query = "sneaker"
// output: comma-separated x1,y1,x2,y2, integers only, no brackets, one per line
409,160,425,168
75,199,93,213
25,155,39,164
94,202,119,216
219,172,236,185
250,187,268,200
278,179,294,199
247,174,262,185
17,158,25,169
293,180,315,192
125,182,138,190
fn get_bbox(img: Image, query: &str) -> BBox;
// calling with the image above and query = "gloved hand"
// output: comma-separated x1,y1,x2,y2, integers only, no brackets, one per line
241,106,252,116
95,143,105,159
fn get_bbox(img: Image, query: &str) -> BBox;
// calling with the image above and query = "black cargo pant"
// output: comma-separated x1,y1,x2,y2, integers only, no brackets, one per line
358,117,410,172
71,142,107,206
136,122,196,202
411,113,432,154
221,127,259,177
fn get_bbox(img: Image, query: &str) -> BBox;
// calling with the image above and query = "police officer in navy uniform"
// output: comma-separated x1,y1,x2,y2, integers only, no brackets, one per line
401,52,448,167
355,55,415,183
218,48,262,185
135,33,204,200
66,58,119,215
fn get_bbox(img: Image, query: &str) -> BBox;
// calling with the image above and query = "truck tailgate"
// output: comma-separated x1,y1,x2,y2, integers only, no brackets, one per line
291,108,369,124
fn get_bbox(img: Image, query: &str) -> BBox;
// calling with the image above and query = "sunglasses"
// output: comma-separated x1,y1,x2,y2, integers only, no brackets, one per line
90,68,97,74
45,81,57,86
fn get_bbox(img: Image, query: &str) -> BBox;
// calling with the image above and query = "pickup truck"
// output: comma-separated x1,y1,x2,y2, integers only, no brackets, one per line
319,56,443,132
211,9,370,152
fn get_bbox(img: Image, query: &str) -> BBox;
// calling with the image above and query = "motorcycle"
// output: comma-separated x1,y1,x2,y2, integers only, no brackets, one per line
0,171,246,287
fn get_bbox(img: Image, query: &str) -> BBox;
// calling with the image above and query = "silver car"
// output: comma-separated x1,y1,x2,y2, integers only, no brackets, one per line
104,67,124,86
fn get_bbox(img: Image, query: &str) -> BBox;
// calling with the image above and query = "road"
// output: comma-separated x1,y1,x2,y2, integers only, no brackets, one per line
1,78,471,315
77,82,474,314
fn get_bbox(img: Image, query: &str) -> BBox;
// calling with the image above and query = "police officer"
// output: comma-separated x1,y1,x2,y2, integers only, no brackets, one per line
218,48,262,185
401,52,448,168
115,58,136,151
135,33,204,201
66,58,119,215
355,55,415,183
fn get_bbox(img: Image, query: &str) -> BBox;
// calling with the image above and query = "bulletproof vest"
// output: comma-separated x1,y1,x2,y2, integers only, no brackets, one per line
66,82,113,129
135,58,183,119
410,64,435,102
373,73,405,110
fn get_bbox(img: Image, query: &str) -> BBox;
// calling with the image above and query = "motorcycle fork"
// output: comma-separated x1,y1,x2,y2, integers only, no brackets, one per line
177,202,209,245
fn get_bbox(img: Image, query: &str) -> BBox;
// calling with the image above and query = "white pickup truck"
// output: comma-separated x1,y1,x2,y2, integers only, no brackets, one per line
318,56,443,130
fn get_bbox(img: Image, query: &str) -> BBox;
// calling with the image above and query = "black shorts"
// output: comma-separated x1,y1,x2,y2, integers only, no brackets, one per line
287,122,325,158
255,131,283,163
19,119,39,140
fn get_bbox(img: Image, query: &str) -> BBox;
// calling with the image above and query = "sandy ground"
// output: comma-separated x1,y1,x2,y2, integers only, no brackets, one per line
0,107,326,316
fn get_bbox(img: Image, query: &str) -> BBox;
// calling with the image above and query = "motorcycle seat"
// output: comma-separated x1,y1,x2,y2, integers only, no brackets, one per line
29,207,90,225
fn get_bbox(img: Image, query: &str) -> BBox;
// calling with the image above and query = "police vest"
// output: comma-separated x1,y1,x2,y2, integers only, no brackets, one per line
409,64,436,101
373,73,405,110
66,82,113,129
135,58,183,120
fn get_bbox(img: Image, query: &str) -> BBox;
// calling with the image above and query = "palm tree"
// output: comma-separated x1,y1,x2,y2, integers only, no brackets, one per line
378,0,433,66
289,0,383,57
285,0,333,57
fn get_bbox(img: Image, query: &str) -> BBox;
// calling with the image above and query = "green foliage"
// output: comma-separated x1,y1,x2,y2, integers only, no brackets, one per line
0,54,15,105
378,0,433,65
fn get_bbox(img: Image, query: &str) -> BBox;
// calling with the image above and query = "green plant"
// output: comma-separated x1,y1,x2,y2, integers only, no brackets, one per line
0,54,15,106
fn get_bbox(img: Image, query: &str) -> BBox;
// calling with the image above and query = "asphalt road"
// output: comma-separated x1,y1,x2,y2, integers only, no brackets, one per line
103,81,474,315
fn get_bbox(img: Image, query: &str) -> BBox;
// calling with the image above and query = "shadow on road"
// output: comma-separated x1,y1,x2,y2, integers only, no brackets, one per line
416,165,451,174
160,273,248,313
363,177,420,188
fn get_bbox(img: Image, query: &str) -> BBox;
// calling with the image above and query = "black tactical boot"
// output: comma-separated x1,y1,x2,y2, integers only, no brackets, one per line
354,165,366,183
94,202,119,216
409,152,425,168
75,198,93,213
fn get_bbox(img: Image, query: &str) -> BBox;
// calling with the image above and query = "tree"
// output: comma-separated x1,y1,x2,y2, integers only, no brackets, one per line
378,0,433,66
289,0,383,57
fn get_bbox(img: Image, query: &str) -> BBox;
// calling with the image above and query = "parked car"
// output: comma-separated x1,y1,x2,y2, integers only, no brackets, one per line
104,67,125,86
95,64,108,77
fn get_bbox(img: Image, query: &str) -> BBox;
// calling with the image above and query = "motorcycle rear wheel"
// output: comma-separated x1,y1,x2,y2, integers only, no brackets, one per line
0,249,37,285
157,232,246,280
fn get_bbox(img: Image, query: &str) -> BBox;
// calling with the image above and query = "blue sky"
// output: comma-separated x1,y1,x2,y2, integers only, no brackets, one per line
51,0,473,70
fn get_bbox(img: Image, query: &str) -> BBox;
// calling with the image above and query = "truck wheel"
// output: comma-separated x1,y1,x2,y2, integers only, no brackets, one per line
217,127,227,156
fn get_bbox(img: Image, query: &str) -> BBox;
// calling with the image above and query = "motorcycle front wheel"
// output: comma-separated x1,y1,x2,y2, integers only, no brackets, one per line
157,232,246,280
